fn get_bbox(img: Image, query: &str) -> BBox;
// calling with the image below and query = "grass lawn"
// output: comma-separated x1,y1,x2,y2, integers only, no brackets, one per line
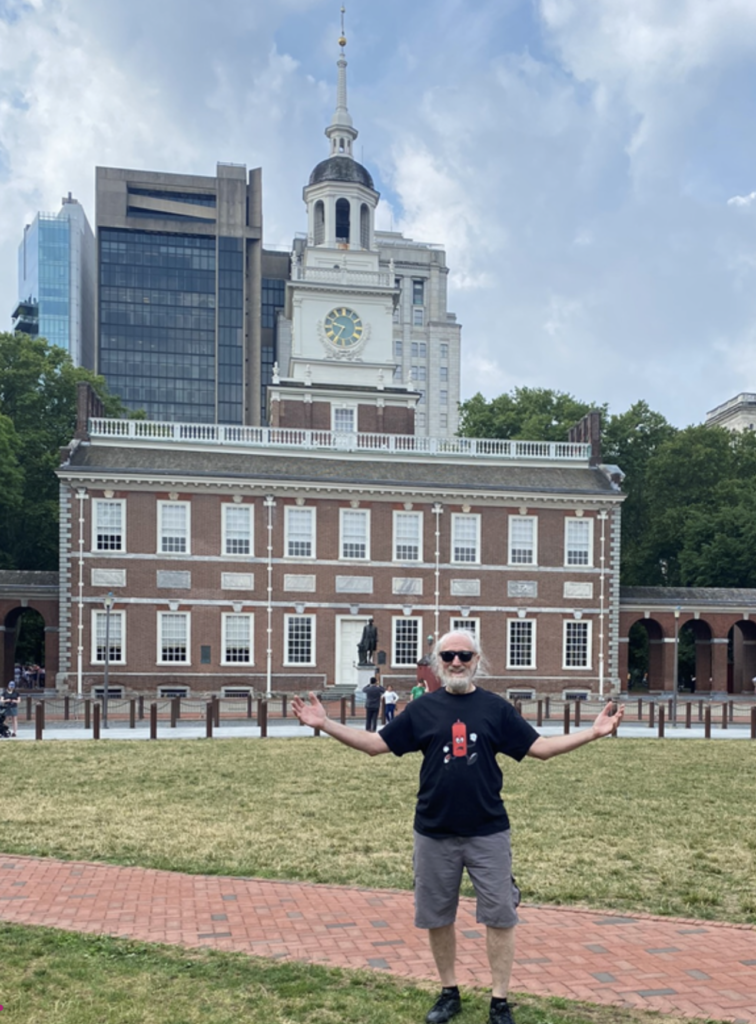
0,922,726,1024
0,736,754,923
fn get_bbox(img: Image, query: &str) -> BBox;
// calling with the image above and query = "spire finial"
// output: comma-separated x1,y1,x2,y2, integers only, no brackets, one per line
326,2,357,151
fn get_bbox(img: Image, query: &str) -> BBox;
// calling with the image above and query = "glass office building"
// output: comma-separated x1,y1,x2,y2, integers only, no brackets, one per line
14,196,96,368
96,164,289,425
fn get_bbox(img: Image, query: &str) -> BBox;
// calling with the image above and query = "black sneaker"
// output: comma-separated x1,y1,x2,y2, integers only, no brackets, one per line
425,989,462,1023
489,998,516,1024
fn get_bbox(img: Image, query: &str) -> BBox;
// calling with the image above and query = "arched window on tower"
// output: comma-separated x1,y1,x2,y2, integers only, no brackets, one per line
314,201,325,245
339,138,345,152
360,204,370,249
336,198,350,247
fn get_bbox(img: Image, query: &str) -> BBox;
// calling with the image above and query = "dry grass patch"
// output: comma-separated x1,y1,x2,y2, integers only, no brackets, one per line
1,736,754,922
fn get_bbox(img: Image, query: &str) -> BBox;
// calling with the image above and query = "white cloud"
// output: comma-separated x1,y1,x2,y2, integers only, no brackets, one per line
728,192,756,207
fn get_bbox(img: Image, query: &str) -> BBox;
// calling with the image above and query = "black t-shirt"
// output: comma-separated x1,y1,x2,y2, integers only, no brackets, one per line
380,686,539,838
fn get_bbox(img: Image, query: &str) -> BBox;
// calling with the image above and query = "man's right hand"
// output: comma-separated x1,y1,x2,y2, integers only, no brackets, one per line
292,691,327,730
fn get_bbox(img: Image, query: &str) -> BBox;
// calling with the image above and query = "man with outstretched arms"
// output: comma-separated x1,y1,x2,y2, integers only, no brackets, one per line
293,630,623,1024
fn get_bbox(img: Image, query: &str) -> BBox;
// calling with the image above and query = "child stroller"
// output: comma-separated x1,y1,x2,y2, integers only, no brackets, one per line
0,702,11,739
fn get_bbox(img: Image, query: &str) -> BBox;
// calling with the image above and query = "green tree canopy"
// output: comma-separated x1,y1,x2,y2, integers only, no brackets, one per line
458,387,606,442
0,332,126,570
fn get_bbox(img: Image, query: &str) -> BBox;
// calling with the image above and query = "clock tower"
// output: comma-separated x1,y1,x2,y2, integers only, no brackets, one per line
270,10,417,436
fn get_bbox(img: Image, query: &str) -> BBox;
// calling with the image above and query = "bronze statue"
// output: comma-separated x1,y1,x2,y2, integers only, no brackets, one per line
357,618,378,665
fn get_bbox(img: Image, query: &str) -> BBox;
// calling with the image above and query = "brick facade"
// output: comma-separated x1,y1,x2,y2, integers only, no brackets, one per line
56,415,624,699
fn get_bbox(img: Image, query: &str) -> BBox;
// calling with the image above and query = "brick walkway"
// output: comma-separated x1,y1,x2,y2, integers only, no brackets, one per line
1,855,755,1022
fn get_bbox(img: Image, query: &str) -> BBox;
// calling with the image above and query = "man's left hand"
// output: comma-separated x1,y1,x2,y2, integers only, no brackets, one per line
592,700,624,738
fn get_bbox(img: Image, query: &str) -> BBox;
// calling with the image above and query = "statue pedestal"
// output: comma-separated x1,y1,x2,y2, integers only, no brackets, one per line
355,663,375,696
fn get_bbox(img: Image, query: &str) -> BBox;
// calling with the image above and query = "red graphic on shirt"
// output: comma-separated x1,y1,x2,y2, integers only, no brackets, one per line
451,720,468,757
443,721,478,766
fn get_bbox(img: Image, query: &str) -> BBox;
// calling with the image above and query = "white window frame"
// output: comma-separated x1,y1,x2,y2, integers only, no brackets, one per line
451,513,481,564
284,613,316,666
565,517,593,567
392,616,422,667
563,619,592,670
412,306,424,327
91,609,126,664
450,617,480,641
158,501,191,556
508,515,537,566
285,505,316,559
221,612,254,665
222,503,253,558
92,498,126,553
332,405,357,433
157,611,191,665
339,508,370,561
507,618,536,669
393,510,423,563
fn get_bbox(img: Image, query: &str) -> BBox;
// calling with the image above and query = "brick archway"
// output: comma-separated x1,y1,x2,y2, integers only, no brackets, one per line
0,572,59,687
620,587,756,694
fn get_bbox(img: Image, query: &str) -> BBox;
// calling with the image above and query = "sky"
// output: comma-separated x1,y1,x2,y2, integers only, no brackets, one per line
3,0,756,428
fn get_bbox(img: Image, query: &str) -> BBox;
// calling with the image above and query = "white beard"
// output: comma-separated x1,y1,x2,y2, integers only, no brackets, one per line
439,663,477,693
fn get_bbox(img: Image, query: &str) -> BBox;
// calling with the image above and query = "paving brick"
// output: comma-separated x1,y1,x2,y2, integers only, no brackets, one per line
1,854,755,1023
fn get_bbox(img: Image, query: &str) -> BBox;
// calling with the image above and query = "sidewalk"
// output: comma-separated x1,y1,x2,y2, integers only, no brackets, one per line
6,720,756,740
1,854,754,1022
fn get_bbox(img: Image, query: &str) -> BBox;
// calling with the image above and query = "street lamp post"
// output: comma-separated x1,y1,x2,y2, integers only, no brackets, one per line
102,592,114,729
672,606,681,727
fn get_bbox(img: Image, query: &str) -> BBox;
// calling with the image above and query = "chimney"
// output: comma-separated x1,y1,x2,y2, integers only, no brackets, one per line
568,411,601,466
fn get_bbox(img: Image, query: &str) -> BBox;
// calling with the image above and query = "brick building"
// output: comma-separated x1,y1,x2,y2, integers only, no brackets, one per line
55,388,624,699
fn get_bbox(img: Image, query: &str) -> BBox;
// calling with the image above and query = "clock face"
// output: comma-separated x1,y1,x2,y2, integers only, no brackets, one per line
324,307,364,348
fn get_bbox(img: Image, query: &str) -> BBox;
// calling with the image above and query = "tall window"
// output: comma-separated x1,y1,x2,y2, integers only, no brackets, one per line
158,612,190,664
393,617,420,666
222,504,252,556
314,201,325,245
394,511,422,562
394,340,403,357
92,610,125,664
507,619,535,669
440,390,448,405
565,517,593,566
508,516,536,565
93,499,125,552
360,203,370,248
440,343,449,359
412,280,424,305
158,502,190,554
564,621,591,668
451,514,480,563
335,198,350,244
286,506,316,558
285,614,314,665
222,613,253,664
412,307,424,326
439,366,448,381
340,509,370,560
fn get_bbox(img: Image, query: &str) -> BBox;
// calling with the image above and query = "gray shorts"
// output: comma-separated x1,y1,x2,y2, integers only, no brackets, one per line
413,829,521,930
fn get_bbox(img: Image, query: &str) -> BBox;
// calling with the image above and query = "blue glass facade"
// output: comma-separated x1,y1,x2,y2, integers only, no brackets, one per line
18,215,71,351
99,229,219,422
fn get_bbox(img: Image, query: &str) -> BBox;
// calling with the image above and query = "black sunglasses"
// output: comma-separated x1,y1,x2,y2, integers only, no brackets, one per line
439,650,475,663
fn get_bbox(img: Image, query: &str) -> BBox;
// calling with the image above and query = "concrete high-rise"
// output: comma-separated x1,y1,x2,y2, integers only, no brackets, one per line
95,164,288,424
13,194,96,369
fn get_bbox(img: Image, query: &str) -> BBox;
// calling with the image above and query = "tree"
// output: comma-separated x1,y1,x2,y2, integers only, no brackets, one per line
458,387,605,442
0,332,126,570
602,401,677,585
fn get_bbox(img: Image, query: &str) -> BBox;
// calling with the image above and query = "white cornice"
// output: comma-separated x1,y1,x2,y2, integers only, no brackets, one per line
58,470,623,508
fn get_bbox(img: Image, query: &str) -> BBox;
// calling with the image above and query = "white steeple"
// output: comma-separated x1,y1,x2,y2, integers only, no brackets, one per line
326,7,358,158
